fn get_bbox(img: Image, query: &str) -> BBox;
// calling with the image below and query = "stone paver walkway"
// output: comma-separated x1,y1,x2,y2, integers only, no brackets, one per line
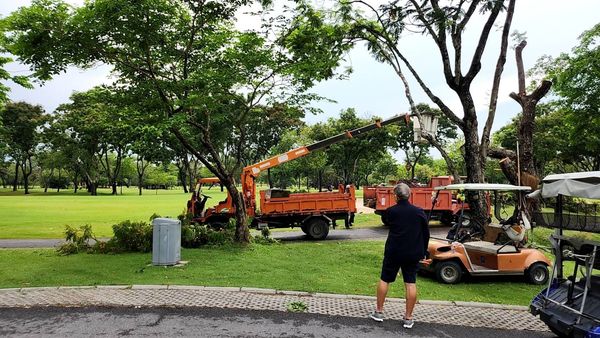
0,286,547,332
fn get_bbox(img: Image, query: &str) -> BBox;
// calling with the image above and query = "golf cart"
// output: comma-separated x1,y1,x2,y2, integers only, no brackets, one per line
422,183,551,284
529,172,600,338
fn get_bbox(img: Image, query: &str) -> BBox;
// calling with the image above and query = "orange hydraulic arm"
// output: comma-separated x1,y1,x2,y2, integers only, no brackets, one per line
241,113,411,216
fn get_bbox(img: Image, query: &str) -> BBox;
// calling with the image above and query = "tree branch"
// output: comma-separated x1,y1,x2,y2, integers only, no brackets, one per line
515,40,527,96
530,80,553,102
464,0,504,83
480,0,515,160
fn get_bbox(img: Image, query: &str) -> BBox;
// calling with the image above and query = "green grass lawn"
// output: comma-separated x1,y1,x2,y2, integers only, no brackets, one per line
0,240,544,305
0,187,200,238
0,185,379,239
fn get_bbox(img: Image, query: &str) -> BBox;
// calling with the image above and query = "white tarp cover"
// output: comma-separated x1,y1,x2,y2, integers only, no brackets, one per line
541,171,600,199
434,183,531,191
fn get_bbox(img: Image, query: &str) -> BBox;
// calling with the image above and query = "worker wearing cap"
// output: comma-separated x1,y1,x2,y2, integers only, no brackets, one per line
369,183,430,329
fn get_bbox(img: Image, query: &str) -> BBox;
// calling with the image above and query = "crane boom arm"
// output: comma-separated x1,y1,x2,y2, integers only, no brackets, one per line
243,113,410,177
240,113,410,215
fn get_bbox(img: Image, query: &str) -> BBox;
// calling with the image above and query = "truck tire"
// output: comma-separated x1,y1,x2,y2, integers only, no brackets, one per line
527,263,549,285
306,218,329,240
301,224,309,234
435,261,463,284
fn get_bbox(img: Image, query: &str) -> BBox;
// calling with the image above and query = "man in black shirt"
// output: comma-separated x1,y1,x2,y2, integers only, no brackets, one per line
369,183,430,328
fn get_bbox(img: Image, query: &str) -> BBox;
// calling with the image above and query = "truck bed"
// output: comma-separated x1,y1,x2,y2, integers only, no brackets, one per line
259,186,356,216
363,186,454,212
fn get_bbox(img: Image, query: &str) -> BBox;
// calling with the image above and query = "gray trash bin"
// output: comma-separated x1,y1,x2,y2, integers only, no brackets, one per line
152,218,181,266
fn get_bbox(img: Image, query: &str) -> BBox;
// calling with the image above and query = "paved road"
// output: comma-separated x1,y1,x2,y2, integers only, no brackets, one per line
0,306,553,338
0,227,450,248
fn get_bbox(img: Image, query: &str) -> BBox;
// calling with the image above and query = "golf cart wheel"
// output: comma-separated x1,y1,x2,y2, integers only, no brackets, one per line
435,261,463,284
527,263,549,285
306,218,329,240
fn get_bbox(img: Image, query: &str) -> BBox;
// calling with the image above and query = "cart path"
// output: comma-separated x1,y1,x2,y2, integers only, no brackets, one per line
0,286,550,333
0,306,552,338
0,227,450,248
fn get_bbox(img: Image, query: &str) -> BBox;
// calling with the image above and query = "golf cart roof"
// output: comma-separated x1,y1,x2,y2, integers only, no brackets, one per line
540,171,600,199
434,183,532,191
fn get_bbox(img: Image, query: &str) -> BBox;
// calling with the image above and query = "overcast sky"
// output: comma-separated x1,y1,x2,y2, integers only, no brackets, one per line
2,1,599,139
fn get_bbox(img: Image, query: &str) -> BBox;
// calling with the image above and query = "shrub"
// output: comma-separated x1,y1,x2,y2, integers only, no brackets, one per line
57,224,97,255
149,213,162,221
112,220,153,252
252,226,279,245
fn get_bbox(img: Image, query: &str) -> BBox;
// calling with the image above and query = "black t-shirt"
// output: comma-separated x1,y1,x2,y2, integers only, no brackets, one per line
384,199,430,261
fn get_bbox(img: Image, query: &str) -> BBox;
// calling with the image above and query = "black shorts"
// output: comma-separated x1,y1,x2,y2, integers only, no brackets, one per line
380,256,419,283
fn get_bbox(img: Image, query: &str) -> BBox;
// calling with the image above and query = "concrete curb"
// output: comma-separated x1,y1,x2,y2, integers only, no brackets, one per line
0,285,529,311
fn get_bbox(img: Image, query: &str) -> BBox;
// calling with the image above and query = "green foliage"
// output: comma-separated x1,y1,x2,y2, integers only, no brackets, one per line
111,220,153,253
524,23,600,172
0,241,549,305
3,0,352,242
179,212,236,248
181,223,236,247
57,224,96,255
149,213,162,221
287,301,308,313
252,226,279,245
308,108,397,185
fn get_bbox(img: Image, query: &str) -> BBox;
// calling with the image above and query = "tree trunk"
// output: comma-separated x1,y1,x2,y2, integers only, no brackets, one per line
318,170,323,192
57,168,62,193
44,167,54,193
267,168,273,189
21,156,32,195
12,159,19,191
73,174,78,193
136,157,145,196
461,98,488,229
223,178,249,244
178,162,188,193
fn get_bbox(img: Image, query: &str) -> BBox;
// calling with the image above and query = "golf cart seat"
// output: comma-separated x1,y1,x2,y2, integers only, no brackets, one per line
462,240,518,254
554,235,600,270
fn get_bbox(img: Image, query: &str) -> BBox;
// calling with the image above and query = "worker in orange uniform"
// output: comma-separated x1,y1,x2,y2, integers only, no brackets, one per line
369,183,430,329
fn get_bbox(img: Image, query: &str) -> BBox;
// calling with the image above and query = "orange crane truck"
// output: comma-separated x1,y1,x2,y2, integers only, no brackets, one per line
187,114,411,239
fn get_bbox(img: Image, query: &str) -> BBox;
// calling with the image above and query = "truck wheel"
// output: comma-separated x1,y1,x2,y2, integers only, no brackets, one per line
527,263,549,285
306,218,329,240
300,224,309,234
435,261,463,284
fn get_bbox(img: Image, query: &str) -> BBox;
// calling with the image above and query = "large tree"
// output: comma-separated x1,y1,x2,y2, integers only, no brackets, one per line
0,102,46,194
535,23,600,171
3,0,348,243
296,0,517,225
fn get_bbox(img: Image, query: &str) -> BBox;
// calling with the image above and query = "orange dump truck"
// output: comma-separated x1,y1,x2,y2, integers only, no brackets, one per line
363,176,468,226
188,114,412,240
255,185,356,239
